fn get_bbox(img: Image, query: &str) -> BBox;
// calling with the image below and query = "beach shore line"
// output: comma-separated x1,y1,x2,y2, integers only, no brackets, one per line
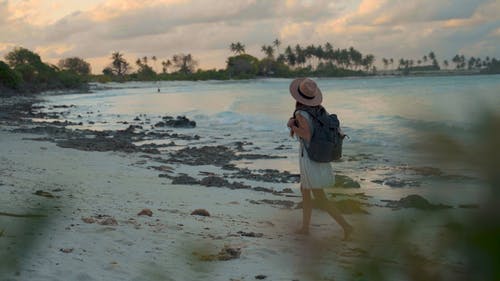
0,95,478,280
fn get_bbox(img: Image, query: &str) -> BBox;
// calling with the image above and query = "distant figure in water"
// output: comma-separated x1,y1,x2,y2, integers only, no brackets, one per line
287,78,353,240
157,88,160,92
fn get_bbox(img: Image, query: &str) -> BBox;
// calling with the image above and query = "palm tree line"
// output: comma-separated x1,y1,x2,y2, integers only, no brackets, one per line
105,52,196,79
380,52,498,71
103,40,499,79
230,39,376,72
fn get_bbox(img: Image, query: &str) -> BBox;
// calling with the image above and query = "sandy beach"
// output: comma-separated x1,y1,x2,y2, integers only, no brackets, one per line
0,93,485,281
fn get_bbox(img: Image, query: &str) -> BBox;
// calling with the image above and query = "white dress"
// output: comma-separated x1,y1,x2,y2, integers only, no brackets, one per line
296,110,335,189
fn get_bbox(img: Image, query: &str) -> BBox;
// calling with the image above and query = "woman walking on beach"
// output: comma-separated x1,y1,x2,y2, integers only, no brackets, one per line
287,78,353,240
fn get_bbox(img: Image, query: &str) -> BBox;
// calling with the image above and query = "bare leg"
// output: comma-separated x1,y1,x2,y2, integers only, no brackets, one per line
311,189,353,240
296,186,312,235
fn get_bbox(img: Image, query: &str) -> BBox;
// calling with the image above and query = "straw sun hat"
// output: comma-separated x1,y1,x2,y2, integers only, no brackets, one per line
289,78,323,106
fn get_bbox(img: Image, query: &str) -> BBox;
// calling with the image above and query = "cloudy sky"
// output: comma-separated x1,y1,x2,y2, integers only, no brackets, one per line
1,0,499,73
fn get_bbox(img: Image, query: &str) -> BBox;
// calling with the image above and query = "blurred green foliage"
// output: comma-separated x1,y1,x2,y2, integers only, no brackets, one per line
348,111,500,281
0,201,56,279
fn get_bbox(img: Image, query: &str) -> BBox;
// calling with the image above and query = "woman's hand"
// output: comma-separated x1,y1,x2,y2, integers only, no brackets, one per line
291,113,311,142
287,118,296,137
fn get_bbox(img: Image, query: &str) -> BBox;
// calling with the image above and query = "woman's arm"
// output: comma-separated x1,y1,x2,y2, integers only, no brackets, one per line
291,113,311,142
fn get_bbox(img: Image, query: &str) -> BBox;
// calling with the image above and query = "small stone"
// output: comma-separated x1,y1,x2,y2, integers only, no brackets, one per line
81,217,96,224
59,248,73,253
255,275,267,280
99,217,118,226
138,208,153,217
34,190,56,198
238,231,263,238
191,209,210,217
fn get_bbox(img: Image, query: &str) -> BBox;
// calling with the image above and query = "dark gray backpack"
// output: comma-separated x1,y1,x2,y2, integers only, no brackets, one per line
295,106,345,162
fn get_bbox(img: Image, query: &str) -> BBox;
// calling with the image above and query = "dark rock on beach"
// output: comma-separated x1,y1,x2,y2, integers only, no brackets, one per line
168,146,234,166
371,177,421,188
99,217,118,226
248,199,296,209
34,190,57,198
226,168,300,183
171,174,199,185
200,176,230,187
167,145,286,167
199,176,252,190
383,194,452,210
191,209,210,217
57,137,139,153
155,116,196,128
137,209,153,217
146,131,200,141
237,153,286,160
233,141,253,152
238,231,263,238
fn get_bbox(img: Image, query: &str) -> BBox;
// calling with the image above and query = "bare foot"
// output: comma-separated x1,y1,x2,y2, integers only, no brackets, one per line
342,225,354,241
295,227,310,235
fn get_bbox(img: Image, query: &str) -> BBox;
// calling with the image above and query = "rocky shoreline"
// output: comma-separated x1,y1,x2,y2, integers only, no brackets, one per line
0,95,479,211
0,94,483,281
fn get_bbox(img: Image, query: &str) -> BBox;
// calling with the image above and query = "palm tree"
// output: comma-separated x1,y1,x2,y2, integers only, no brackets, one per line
428,51,436,61
295,44,306,68
161,59,172,74
452,54,461,69
142,56,148,66
475,58,482,69
284,46,296,67
348,47,362,70
468,57,476,70
110,51,130,77
339,49,350,69
443,60,449,69
151,56,157,72
305,44,316,68
399,58,406,69
316,45,325,67
236,42,245,54
362,54,375,71
172,54,197,74
230,42,245,55
423,55,428,64
324,42,334,64
273,38,281,55
261,45,274,59
277,54,286,64
382,58,389,70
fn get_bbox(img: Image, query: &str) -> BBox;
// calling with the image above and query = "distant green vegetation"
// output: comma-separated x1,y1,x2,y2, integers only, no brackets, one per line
96,41,370,83
1,41,499,94
0,47,88,95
